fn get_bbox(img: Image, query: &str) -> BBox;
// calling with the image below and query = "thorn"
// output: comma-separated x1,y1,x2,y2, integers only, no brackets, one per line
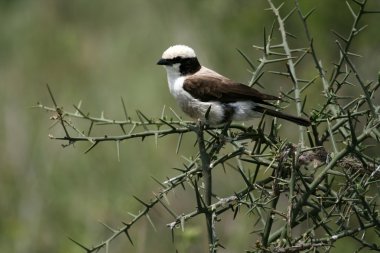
171,229,175,243
176,133,183,154
355,24,368,35
151,176,166,188
68,237,90,252
136,110,151,122
116,140,120,162
169,107,182,121
171,167,186,173
146,214,157,231
346,1,357,18
136,110,150,131
73,105,90,119
124,230,134,245
277,2,285,11
263,26,267,55
233,205,240,220
237,166,252,188
304,7,316,20
46,84,58,107
180,181,186,190
236,48,256,70
331,29,348,42
193,179,206,209
218,242,226,249
128,124,137,135
161,104,166,119
74,100,82,115
269,20,276,39
154,193,177,218
159,118,176,130
283,7,296,22
119,124,126,134
154,132,158,148
98,220,117,232
133,195,149,207
120,97,129,120
180,216,185,232
84,141,98,154
87,121,94,136
127,212,137,218
301,95,307,113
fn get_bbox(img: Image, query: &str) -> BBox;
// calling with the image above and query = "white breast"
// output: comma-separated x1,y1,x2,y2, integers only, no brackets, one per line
165,66,224,125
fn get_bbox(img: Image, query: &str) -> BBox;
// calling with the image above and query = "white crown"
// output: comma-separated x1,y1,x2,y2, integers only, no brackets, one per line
161,45,196,59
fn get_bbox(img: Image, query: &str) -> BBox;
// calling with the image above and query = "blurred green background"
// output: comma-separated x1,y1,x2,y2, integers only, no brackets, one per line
1,1,380,252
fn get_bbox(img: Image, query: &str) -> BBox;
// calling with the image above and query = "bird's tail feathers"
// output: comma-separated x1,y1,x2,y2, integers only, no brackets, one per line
255,106,311,126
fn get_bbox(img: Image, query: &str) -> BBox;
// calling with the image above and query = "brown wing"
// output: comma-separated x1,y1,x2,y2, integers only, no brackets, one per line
183,75,279,105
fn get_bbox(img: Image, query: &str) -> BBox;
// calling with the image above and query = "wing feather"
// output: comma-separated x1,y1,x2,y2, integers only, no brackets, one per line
183,75,279,106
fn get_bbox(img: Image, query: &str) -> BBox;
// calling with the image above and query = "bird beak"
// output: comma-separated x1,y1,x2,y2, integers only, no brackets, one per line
157,58,169,65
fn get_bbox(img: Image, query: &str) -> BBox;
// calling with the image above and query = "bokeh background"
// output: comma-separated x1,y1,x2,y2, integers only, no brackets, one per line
1,1,380,252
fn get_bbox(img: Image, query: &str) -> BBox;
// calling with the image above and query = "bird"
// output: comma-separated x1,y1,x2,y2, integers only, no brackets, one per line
157,45,311,127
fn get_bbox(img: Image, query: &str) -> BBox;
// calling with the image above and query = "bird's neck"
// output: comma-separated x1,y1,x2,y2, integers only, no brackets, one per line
179,57,201,75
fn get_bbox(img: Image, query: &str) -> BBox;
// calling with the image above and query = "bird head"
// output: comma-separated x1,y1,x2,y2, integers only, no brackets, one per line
157,45,201,76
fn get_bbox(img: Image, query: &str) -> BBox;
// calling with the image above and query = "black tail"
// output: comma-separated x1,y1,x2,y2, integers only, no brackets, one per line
255,106,311,127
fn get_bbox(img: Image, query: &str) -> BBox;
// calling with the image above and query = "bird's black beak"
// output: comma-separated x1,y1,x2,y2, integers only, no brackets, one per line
157,58,169,65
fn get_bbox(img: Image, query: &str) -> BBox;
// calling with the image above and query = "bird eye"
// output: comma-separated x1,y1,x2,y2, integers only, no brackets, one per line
173,56,182,63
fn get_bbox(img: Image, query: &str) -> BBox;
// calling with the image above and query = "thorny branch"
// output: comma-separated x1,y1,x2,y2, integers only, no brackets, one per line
37,1,380,252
